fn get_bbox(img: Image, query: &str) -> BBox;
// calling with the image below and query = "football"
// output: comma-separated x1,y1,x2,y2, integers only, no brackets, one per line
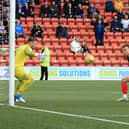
84,55,94,64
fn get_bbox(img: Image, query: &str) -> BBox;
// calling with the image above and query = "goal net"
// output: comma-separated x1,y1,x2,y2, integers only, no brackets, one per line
0,0,15,106
0,0,9,105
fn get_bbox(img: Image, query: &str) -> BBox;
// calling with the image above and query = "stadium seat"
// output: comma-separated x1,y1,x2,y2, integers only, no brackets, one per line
54,46,62,53
111,60,120,66
104,46,113,53
66,53,74,61
26,17,34,26
78,25,86,32
120,60,129,66
100,53,108,61
51,60,60,66
74,53,83,60
77,59,85,66
103,60,111,66
59,18,67,25
116,53,125,60
96,46,105,53
113,46,121,54
92,53,100,60
68,18,75,26
25,59,33,66
88,46,96,53
76,18,84,26
33,59,40,66
108,53,117,61
51,18,59,25
63,46,71,53
43,18,51,25
20,17,26,24
68,60,77,66
60,60,68,66
70,25,78,32
95,60,103,66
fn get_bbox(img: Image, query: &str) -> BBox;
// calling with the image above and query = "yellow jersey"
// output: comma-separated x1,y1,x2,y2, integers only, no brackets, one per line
15,44,35,67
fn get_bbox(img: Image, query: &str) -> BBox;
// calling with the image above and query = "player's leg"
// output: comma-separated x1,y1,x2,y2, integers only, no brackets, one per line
15,68,34,102
17,73,34,94
40,66,45,80
118,76,129,101
45,67,48,80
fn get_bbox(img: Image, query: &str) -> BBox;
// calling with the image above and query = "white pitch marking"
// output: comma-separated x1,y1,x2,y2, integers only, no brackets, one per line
14,105,129,126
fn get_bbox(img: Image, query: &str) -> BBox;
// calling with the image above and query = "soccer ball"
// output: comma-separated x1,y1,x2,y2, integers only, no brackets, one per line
84,55,94,64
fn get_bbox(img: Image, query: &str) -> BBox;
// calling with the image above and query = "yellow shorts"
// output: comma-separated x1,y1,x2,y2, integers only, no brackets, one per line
15,67,32,80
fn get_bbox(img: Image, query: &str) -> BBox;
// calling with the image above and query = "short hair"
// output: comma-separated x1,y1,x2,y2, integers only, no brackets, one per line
122,44,129,48
28,37,37,43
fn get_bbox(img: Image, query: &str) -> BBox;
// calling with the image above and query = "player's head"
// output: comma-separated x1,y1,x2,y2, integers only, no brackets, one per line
122,44,129,56
28,37,37,49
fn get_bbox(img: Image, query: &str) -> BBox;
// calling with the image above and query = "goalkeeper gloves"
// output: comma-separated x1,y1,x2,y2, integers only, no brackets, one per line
35,53,47,60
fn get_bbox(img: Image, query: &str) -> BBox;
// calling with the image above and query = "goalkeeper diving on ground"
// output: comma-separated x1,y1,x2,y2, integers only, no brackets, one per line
15,37,46,103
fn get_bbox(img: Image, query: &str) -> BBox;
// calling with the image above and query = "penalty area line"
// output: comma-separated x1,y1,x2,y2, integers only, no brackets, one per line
14,105,129,126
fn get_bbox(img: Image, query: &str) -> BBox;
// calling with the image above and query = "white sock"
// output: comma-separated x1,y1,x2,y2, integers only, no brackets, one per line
123,94,128,98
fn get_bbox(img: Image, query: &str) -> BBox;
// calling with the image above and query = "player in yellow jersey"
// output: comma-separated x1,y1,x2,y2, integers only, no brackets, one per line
15,37,46,102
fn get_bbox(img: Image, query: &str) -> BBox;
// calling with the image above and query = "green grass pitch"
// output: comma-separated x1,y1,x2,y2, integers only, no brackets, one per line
0,81,129,129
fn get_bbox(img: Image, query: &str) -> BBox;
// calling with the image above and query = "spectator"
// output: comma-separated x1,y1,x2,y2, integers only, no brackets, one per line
114,0,124,11
111,15,122,32
41,0,51,6
15,19,25,38
21,2,34,18
79,0,89,6
73,3,85,18
18,0,27,8
40,2,51,18
117,9,124,21
126,9,129,18
0,29,8,45
70,0,79,8
64,3,73,18
91,19,108,46
87,3,100,18
0,21,5,34
31,21,44,38
2,8,8,26
16,0,20,19
40,44,50,80
58,2,65,18
121,15,129,32
3,0,9,10
49,1,58,18
105,0,114,12
96,14,104,23
56,22,70,39
34,0,40,5
71,37,91,54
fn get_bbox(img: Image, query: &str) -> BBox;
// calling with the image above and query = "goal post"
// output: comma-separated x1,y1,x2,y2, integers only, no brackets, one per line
9,0,15,106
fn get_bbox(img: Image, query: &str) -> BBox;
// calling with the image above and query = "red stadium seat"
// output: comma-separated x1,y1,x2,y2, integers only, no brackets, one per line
60,60,68,66
120,60,129,66
95,60,103,66
111,60,120,66
68,18,75,26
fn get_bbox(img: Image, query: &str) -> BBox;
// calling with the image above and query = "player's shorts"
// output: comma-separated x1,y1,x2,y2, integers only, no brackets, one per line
15,67,33,80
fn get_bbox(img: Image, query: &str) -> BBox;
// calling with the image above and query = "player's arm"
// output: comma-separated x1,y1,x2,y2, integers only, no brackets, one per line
25,47,46,60
24,47,36,57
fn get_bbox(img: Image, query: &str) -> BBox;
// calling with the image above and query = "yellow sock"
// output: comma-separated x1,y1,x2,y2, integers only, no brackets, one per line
15,80,24,93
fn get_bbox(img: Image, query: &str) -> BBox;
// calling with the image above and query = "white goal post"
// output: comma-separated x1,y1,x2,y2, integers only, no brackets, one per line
9,0,15,106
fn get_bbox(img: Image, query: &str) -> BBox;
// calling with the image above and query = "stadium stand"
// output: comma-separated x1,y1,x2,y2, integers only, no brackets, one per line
1,0,129,66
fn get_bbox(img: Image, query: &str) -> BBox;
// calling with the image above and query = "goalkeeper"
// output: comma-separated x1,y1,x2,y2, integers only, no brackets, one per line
15,37,45,103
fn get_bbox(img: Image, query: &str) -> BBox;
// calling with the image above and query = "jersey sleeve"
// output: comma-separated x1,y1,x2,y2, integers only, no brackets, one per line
24,46,36,57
